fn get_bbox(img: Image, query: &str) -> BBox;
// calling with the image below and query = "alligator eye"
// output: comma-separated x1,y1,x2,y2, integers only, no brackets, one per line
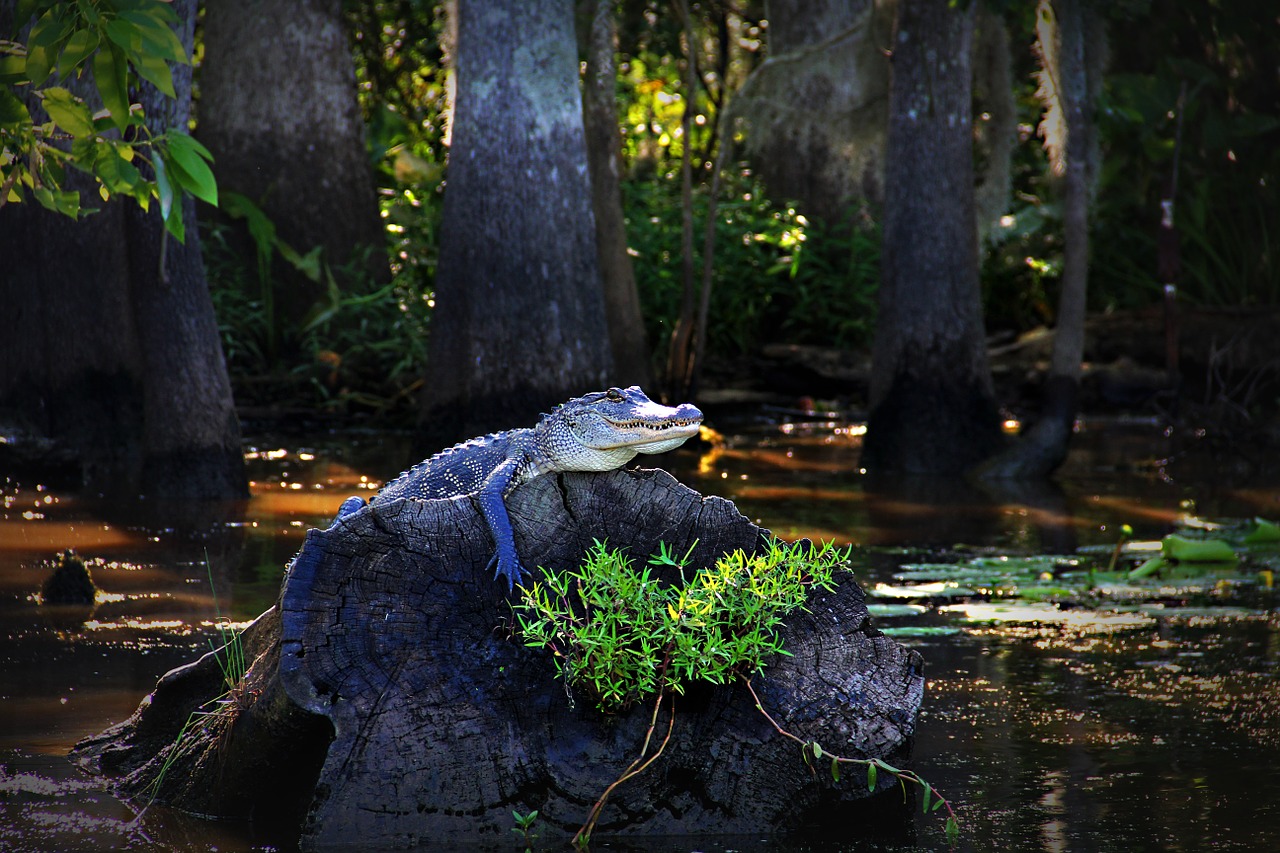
605,388,623,402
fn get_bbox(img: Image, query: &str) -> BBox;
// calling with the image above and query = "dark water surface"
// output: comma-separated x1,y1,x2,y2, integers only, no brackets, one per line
2,414,1277,851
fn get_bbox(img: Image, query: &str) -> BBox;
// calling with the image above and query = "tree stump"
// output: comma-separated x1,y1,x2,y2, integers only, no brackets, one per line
75,468,925,848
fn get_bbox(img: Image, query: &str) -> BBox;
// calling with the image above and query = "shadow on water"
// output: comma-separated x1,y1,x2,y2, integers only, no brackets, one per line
1,414,1278,851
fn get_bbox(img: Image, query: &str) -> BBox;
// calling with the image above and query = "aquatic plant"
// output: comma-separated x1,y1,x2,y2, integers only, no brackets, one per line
513,537,957,847
134,556,250,821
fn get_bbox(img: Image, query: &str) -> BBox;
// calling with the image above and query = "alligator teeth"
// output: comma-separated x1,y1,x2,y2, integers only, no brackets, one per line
609,419,698,430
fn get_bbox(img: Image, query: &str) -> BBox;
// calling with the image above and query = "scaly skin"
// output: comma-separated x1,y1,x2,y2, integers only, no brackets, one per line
335,386,703,590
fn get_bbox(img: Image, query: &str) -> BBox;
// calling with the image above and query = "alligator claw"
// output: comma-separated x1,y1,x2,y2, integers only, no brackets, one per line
486,550,528,593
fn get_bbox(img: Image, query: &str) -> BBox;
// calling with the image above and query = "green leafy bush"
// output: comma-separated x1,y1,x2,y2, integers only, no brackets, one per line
513,536,847,711
625,171,879,359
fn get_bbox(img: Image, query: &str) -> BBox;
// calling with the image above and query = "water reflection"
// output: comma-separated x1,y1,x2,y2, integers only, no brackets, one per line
1,417,1278,851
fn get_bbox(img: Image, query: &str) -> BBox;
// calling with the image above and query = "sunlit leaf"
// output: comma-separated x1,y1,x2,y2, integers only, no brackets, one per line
41,87,95,137
866,762,877,792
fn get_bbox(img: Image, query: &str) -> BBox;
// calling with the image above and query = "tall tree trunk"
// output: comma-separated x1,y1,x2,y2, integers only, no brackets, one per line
975,0,1102,479
199,0,388,332
423,0,613,442
0,0,245,500
861,0,1004,476
733,0,894,225
580,0,651,388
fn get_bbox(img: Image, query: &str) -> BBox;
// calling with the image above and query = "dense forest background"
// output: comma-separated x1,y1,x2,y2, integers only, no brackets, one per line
2,0,1278,492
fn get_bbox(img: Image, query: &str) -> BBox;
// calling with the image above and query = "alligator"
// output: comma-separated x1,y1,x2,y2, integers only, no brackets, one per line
334,386,703,591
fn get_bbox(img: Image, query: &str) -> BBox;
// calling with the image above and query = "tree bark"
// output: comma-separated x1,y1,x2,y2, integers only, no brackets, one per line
733,0,894,225
199,0,388,329
0,0,246,500
861,0,1005,476
75,470,924,848
424,0,613,442
974,0,1101,479
580,0,651,388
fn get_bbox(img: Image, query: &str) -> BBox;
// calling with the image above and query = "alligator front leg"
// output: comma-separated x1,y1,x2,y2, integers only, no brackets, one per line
474,457,528,592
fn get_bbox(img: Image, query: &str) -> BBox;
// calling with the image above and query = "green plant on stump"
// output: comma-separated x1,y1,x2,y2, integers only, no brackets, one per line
513,537,958,848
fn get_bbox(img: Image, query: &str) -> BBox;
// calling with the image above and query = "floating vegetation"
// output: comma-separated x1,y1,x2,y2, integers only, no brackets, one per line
864,518,1279,639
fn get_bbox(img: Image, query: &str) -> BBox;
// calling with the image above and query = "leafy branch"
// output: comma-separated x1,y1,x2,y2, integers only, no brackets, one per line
744,678,960,845
1,0,215,238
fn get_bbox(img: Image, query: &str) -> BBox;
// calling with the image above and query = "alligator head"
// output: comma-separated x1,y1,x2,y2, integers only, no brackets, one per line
537,386,703,472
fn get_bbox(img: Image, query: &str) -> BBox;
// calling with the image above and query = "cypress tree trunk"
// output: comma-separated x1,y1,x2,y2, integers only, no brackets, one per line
580,0,651,388
424,0,612,441
975,0,1101,480
199,0,388,331
733,0,894,225
0,0,245,500
861,0,1004,476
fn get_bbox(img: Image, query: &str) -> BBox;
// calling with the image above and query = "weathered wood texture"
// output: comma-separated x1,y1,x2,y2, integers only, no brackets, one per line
78,469,924,848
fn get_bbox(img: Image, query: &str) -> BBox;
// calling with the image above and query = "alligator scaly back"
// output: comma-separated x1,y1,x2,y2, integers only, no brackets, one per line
341,386,703,591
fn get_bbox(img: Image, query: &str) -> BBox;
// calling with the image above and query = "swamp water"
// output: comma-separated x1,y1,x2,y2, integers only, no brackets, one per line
1,414,1278,852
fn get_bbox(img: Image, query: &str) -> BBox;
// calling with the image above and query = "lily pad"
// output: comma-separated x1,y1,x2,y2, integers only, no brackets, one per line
878,625,963,638
940,601,1152,630
870,582,978,600
866,603,928,618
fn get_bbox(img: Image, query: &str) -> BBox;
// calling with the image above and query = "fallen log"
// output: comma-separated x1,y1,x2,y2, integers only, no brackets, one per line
75,468,925,847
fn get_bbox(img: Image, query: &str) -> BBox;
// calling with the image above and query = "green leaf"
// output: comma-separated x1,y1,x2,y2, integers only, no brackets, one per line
163,189,185,242
41,87,95,137
0,86,32,129
1244,518,1280,545
922,783,932,813
0,54,27,85
57,29,100,78
15,0,40,31
830,757,840,783
33,185,81,218
153,151,173,221
165,132,217,205
93,44,130,132
132,49,174,98
119,10,189,64
945,815,960,844
1161,534,1237,564
104,19,141,53
25,10,69,85
866,762,877,792
96,143,141,194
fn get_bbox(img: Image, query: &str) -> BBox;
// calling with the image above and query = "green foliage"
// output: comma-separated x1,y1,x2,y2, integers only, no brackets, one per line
514,537,846,711
626,171,879,357
206,193,432,418
510,809,538,851
1,0,213,238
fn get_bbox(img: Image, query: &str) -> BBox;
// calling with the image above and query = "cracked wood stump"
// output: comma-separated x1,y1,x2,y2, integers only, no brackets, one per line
75,468,925,849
